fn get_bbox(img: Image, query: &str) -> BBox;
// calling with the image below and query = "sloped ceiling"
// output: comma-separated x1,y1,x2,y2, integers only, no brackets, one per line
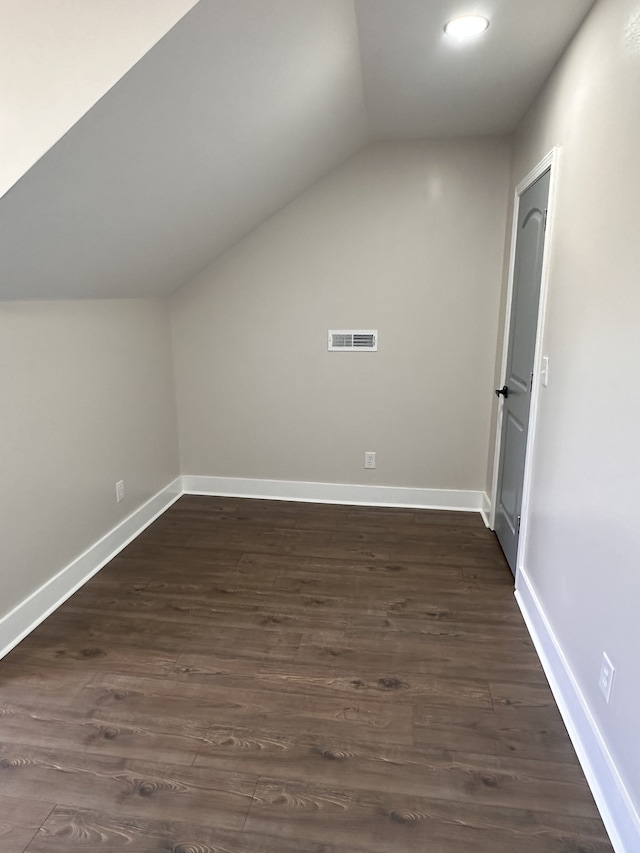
0,0,199,197
0,0,595,300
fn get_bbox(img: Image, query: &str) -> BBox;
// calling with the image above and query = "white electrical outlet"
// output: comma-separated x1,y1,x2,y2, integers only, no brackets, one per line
116,480,125,503
364,451,376,469
599,653,615,703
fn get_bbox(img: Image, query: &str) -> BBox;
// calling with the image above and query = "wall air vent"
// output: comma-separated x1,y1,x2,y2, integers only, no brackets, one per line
328,330,378,351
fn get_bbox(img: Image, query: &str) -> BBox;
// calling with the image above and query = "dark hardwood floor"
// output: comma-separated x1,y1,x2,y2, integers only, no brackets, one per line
0,496,613,852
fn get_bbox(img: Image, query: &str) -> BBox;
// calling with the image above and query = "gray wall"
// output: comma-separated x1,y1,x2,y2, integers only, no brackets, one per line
508,0,640,815
0,298,180,620
171,139,511,492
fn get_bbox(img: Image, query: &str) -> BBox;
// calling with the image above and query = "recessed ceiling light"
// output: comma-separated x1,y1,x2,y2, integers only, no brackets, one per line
444,15,490,39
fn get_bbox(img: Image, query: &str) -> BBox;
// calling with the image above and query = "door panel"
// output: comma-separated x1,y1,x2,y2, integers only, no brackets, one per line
494,169,551,574
499,410,527,533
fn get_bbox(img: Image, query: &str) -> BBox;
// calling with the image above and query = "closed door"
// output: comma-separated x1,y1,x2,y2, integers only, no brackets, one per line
494,169,550,575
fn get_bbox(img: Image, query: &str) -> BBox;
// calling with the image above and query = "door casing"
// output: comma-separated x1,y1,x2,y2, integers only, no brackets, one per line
490,147,560,581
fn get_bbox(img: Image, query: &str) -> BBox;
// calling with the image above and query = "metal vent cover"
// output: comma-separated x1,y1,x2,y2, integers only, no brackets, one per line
328,330,378,351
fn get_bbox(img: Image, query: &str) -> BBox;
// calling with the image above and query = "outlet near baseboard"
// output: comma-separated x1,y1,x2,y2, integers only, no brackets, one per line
116,480,125,503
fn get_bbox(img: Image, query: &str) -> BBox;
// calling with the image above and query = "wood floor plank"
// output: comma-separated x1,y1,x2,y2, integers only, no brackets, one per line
0,662,92,708
0,795,54,853
195,730,600,818
0,700,206,765
490,680,561,711
383,588,522,621
74,671,414,746
0,744,256,830
0,496,614,852
25,612,302,661
4,638,178,679
61,590,351,634
244,778,612,853
115,542,245,566
413,704,577,763
296,633,547,684
164,658,492,709
26,806,365,852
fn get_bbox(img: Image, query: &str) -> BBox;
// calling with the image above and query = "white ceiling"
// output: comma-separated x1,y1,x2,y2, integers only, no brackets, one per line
356,0,597,138
0,0,596,300
0,0,199,197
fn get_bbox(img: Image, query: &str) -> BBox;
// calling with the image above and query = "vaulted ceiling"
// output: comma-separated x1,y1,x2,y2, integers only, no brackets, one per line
0,0,596,300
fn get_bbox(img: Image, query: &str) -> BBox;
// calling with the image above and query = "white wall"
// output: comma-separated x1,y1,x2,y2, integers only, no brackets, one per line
0,298,180,621
507,0,640,840
0,0,198,197
171,140,510,493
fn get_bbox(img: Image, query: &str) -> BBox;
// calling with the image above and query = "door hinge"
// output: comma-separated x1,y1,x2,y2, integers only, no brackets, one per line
543,208,548,231
517,515,521,534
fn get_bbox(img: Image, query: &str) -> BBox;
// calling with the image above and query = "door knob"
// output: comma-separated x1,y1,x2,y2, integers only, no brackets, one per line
495,385,509,398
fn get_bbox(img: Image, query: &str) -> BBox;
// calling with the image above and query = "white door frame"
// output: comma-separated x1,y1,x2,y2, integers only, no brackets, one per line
490,147,560,581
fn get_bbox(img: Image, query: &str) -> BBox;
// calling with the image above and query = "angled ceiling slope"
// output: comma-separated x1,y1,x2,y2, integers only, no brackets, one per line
0,0,367,299
0,0,199,197
0,0,596,301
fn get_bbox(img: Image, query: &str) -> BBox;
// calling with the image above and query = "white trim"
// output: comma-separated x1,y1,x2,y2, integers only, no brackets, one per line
490,147,560,573
182,475,486,513
516,569,639,853
515,148,561,579
0,477,182,661
480,492,492,528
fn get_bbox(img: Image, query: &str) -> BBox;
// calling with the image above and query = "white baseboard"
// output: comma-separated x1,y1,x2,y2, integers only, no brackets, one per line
480,492,492,528
516,568,640,853
182,475,487,513
0,475,488,662
0,477,182,661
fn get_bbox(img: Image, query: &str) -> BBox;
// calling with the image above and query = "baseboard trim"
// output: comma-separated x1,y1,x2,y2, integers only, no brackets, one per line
480,492,492,528
516,568,640,853
182,475,486,513
0,477,182,661
0,475,488,661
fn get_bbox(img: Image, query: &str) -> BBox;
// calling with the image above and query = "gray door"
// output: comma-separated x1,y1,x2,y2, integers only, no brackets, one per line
494,169,550,575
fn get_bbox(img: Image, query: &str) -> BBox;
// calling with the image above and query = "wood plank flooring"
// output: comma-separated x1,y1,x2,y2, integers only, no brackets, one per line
0,496,613,852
